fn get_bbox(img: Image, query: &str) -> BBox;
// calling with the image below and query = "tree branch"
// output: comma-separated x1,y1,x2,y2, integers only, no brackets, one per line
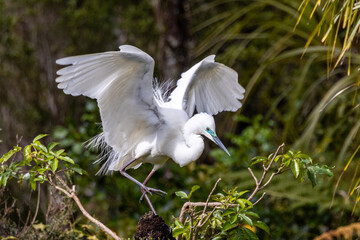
247,143,285,202
49,175,123,240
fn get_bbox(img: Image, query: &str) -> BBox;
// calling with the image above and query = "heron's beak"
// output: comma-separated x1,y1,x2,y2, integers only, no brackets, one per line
212,136,231,156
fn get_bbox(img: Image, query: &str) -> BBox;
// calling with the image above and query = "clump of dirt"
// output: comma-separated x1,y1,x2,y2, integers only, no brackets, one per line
134,212,175,240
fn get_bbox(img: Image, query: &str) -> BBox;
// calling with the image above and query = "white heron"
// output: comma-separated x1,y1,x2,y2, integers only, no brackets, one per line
56,45,245,214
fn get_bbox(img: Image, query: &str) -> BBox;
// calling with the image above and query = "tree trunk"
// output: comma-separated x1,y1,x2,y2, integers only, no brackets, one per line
151,0,189,80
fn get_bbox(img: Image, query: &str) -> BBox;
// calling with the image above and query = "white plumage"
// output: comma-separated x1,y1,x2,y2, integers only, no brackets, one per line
56,45,245,214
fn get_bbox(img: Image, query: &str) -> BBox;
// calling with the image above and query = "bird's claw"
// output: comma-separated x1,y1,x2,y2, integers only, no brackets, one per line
139,186,167,202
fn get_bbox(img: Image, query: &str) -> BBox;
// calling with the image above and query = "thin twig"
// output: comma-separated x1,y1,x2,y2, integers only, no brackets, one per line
200,206,218,227
247,143,285,202
20,188,33,235
31,182,41,225
201,178,221,217
192,206,219,240
331,170,344,207
261,167,284,189
252,192,266,206
179,178,222,224
179,201,192,224
192,178,221,240
248,168,259,185
46,186,53,223
3,199,16,218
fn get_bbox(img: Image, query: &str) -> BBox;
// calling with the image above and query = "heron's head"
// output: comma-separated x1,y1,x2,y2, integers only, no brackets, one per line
190,113,230,156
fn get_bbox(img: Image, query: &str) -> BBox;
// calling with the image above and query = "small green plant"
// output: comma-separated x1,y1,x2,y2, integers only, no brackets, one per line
173,144,333,239
0,134,86,191
173,181,269,239
250,147,334,188
0,134,121,240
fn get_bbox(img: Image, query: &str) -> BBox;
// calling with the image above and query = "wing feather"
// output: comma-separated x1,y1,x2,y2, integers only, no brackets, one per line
56,45,158,171
169,55,245,116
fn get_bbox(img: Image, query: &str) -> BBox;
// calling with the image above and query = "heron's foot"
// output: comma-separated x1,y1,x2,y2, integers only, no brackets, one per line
139,186,167,202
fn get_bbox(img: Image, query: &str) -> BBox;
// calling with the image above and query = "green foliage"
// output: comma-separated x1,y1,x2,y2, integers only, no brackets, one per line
173,146,333,239
0,135,100,239
251,150,334,186
0,134,86,191
297,0,360,70
175,185,200,200
173,186,267,240
210,115,274,167
53,100,100,173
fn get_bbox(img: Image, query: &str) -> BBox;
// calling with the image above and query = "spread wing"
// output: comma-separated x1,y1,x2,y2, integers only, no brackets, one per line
56,45,159,164
168,55,245,116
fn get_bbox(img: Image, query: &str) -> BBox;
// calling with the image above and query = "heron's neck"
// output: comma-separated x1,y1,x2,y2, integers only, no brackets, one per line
172,118,205,167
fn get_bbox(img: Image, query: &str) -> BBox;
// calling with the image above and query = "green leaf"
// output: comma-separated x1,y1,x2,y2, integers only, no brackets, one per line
223,222,238,231
311,165,334,177
213,210,223,220
51,158,59,172
175,191,188,199
273,155,281,162
223,209,235,217
55,149,65,157
174,219,184,228
24,145,32,156
250,156,267,166
71,167,84,175
0,170,11,187
172,228,187,237
30,180,36,191
307,167,317,187
245,211,260,219
32,142,48,153
33,134,47,142
188,185,200,199
298,154,312,163
230,213,238,224
34,167,47,174
213,193,225,200
236,199,245,209
58,156,75,164
239,213,253,226
47,142,59,151
242,199,253,208
35,175,45,182
211,219,216,229
254,220,270,234
238,190,249,197
212,236,223,240
242,227,259,240
1,149,18,163
291,159,300,178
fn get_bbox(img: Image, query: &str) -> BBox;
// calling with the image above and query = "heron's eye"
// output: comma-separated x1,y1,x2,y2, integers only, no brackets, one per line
206,127,210,131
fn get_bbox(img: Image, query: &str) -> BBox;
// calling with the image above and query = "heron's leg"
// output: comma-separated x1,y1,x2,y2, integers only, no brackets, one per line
139,170,157,202
143,193,157,215
119,161,166,215
143,170,155,186
119,160,166,196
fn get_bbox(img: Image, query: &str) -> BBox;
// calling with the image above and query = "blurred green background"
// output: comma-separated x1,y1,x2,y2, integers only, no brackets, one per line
1,0,360,239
